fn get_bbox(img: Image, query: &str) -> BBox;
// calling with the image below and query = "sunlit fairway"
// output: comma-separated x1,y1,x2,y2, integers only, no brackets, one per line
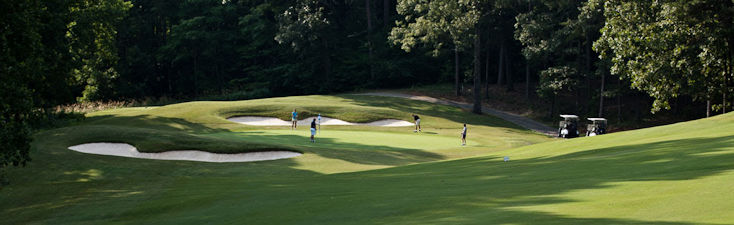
2,95,734,224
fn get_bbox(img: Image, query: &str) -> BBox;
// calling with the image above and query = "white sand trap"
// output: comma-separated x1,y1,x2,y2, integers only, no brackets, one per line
68,143,301,163
228,116,414,127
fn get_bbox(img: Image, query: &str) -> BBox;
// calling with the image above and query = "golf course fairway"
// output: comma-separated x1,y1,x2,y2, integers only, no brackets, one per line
2,95,734,224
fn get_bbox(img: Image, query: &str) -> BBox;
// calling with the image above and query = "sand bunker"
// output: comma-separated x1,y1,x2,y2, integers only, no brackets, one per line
228,116,414,127
68,143,301,163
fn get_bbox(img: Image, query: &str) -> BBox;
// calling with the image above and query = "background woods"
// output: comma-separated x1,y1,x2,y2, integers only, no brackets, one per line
1,0,733,170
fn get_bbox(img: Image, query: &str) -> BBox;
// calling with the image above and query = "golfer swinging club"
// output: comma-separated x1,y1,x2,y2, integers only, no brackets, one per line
413,114,421,132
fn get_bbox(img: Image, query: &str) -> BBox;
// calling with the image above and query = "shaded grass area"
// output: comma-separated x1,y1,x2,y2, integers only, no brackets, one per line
218,103,409,123
215,95,421,124
46,125,292,154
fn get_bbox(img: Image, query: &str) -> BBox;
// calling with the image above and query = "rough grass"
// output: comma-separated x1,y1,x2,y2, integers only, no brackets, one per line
3,95,733,224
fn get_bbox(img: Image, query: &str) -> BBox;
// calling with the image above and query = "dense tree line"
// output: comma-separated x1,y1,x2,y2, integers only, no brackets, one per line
1,0,131,182
114,0,444,100
2,0,733,177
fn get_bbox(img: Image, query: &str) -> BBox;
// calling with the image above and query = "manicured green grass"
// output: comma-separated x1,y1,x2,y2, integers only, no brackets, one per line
2,95,734,224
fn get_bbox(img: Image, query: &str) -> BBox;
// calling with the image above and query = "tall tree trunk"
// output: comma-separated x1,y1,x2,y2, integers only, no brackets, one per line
617,78,622,123
586,31,593,115
473,27,482,114
497,42,504,85
366,0,372,37
525,0,532,100
485,44,490,99
455,46,461,96
726,35,732,114
323,39,331,83
727,51,731,114
599,69,605,117
366,0,374,80
167,65,172,95
727,45,731,114
707,99,711,117
525,62,530,99
549,93,556,119
724,92,727,114
506,49,514,91
217,62,223,95
383,0,389,26
575,42,582,114
193,53,198,98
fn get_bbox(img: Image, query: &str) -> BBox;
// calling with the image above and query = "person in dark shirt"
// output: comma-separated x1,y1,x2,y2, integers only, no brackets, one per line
412,114,421,132
310,118,317,143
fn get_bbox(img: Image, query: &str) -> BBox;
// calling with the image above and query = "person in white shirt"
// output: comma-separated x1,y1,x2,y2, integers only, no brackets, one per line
317,113,322,133
413,114,421,132
461,124,467,146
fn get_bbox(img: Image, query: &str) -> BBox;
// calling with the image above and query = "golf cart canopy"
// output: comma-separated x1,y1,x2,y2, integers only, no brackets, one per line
560,115,579,120
587,118,607,122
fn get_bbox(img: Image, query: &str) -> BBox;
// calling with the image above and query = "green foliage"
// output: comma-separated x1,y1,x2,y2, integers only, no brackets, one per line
514,0,582,62
69,0,132,101
514,0,608,115
274,0,329,52
537,66,577,98
0,0,43,171
390,0,480,54
1,0,133,178
594,0,734,112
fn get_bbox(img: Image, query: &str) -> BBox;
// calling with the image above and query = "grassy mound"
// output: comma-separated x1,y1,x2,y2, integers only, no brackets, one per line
13,96,734,224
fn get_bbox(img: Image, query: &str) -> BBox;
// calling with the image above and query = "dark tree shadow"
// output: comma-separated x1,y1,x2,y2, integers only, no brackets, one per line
7,133,733,224
338,94,524,130
223,131,447,166
83,114,229,133
311,135,734,224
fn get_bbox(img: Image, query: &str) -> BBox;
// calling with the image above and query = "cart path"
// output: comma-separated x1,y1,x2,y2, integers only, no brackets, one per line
357,92,556,137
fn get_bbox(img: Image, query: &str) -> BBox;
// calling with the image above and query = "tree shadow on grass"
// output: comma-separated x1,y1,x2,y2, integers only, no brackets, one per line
338,94,524,131
319,135,734,224
0,145,321,225
224,131,446,167
8,135,733,224
83,114,229,133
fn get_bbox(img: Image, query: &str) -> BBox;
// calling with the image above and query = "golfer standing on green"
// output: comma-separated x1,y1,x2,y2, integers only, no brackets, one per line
461,124,467,146
291,109,298,130
310,118,317,143
317,113,322,133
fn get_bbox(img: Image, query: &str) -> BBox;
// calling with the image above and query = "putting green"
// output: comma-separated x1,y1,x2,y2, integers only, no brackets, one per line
213,129,472,151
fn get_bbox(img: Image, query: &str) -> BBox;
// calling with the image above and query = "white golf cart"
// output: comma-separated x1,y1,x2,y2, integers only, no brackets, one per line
558,115,579,138
586,118,607,136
